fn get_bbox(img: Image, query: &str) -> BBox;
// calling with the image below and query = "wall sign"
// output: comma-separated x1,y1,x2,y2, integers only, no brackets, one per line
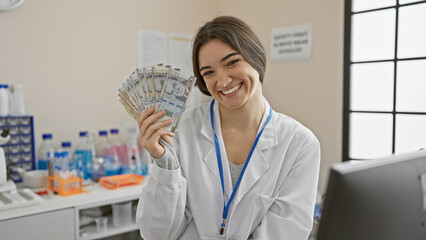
270,23,312,62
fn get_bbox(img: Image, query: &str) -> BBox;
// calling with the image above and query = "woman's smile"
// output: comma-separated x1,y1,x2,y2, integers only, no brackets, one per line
220,83,242,96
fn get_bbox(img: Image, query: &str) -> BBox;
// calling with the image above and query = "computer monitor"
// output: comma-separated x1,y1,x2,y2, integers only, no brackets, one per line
317,150,426,240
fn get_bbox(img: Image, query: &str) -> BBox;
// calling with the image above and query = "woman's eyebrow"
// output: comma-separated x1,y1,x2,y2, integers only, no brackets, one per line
221,52,239,62
199,52,240,72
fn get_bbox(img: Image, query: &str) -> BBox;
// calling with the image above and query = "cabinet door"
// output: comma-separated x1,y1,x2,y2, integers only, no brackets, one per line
0,207,75,240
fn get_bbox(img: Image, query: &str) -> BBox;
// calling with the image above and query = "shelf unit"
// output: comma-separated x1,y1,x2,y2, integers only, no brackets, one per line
0,116,35,182
79,216,138,240
73,184,144,240
0,183,145,240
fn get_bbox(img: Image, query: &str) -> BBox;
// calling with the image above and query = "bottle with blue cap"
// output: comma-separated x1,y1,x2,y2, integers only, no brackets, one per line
59,141,75,178
37,133,55,170
109,128,124,169
0,84,10,116
75,131,95,180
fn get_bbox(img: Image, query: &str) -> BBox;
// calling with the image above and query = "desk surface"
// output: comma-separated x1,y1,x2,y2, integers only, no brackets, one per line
0,181,146,221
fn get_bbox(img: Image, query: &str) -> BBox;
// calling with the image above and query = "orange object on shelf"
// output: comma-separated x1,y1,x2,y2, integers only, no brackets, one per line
48,175,84,196
99,174,145,189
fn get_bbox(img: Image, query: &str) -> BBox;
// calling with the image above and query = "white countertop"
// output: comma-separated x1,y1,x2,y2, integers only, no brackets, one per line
0,180,146,221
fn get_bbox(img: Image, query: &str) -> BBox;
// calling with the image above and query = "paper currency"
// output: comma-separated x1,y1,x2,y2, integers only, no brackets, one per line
118,64,196,132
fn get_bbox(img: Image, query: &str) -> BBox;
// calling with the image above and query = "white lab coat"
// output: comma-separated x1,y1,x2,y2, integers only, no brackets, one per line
136,98,320,240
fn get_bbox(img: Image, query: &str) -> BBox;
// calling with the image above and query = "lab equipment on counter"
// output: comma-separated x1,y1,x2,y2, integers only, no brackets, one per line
0,126,16,192
60,141,76,176
74,131,95,181
0,116,35,182
0,84,10,116
48,150,83,196
0,189,43,211
9,84,27,116
15,168,48,189
92,157,105,182
95,217,108,233
120,122,148,176
47,174,84,196
37,133,54,170
0,128,42,211
112,201,132,227
109,128,126,167
96,130,120,176
99,173,144,190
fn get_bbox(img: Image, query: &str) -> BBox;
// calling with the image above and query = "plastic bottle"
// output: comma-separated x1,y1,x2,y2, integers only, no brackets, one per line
37,133,55,170
109,128,125,169
52,152,62,191
123,126,147,176
60,141,75,179
0,84,10,116
96,130,120,176
9,84,26,116
74,131,95,180
121,141,137,174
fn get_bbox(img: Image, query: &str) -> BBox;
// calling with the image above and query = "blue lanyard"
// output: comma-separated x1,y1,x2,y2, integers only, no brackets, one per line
209,100,273,235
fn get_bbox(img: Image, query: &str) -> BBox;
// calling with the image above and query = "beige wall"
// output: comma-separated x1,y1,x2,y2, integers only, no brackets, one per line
0,0,344,193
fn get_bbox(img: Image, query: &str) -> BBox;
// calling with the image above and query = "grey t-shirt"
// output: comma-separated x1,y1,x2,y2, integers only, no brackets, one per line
228,161,244,189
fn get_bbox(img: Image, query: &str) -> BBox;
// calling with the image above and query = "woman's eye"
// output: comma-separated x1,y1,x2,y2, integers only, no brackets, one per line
202,70,214,77
227,59,240,67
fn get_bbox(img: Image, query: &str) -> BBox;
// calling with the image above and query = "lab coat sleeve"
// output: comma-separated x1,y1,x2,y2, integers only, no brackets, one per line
250,133,321,240
154,139,180,170
136,140,191,240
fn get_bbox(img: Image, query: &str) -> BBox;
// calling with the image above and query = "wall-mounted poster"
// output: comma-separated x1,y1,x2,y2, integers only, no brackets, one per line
271,23,312,62
138,30,167,67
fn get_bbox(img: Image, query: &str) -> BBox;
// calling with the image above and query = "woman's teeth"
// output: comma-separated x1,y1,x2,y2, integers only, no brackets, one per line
222,84,241,95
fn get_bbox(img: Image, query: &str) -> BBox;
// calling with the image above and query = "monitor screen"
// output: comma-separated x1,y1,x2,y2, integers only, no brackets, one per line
317,150,426,240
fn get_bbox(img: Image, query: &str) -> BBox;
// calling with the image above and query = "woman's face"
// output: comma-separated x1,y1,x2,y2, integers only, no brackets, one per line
198,38,261,110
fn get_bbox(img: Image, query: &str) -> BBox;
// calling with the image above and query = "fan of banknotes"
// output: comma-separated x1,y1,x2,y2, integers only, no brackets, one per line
118,64,196,133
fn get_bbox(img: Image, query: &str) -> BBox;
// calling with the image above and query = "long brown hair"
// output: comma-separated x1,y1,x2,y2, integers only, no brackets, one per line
192,16,266,96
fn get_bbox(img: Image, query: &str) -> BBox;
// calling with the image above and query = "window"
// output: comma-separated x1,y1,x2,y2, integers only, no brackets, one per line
343,0,426,160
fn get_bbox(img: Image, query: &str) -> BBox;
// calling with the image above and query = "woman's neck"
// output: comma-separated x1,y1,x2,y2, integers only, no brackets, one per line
219,91,265,131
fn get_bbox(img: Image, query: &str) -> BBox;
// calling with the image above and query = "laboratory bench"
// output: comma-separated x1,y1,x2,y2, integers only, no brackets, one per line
0,181,146,240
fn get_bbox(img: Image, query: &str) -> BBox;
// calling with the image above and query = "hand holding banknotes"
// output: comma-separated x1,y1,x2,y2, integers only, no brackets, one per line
137,107,174,158
118,64,196,158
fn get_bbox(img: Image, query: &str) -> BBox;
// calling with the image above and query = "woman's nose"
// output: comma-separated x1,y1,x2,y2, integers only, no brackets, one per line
216,70,232,88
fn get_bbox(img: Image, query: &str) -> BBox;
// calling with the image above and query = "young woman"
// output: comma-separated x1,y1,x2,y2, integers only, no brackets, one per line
136,16,320,240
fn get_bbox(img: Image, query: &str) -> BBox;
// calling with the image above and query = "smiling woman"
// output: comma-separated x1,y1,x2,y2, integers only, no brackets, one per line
198,38,262,111
135,15,321,240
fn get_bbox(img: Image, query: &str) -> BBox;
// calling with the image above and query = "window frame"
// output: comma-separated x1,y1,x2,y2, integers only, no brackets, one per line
343,0,426,161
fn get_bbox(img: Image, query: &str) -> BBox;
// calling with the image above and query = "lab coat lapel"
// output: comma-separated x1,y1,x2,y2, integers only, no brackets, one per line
200,101,233,200
235,100,278,203
235,149,269,202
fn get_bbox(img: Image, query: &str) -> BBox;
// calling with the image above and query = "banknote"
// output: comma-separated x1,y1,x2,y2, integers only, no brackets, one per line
118,64,196,132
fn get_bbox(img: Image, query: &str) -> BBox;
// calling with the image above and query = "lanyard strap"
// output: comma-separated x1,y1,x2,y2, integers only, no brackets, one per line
209,100,273,235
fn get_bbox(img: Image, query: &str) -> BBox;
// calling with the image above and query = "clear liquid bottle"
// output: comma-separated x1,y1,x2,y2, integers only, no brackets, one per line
74,131,94,180
52,152,62,191
96,130,120,176
121,126,141,175
37,133,55,170
0,84,10,116
109,128,123,172
9,84,26,116
60,141,75,179
122,141,138,174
